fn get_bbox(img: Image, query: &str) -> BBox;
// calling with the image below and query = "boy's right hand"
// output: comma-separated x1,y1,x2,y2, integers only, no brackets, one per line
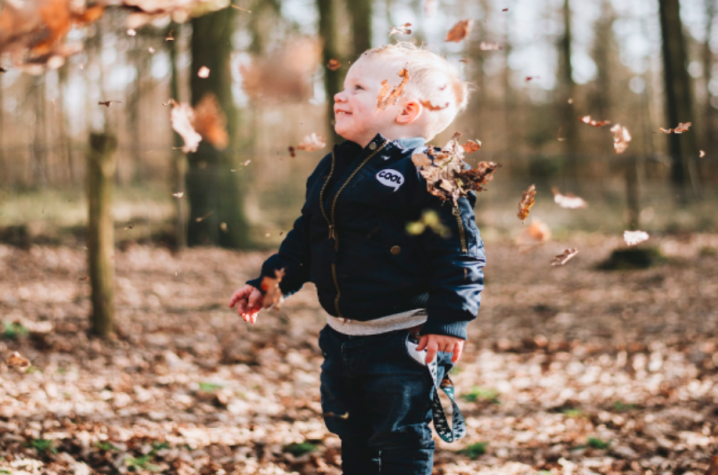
229,285,264,323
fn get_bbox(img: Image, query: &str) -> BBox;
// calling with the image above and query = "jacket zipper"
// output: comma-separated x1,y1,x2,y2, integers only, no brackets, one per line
319,141,389,317
453,203,468,253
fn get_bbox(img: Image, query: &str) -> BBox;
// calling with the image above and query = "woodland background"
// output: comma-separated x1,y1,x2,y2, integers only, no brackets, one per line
1,0,718,474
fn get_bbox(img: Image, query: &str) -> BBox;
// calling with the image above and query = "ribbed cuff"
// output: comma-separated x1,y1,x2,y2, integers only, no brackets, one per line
420,319,468,340
245,277,265,294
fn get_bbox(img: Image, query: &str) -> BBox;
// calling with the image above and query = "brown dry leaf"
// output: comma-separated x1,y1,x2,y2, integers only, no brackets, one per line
197,66,210,78
479,42,502,51
0,0,103,70
517,185,536,223
551,187,588,209
462,140,481,154
610,124,631,154
389,23,412,36
240,38,321,101
420,99,450,111
191,93,228,150
377,68,410,110
260,269,285,309
514,220,551,251
413,133,499,203
6,351,31,369
705,456,718,475
98,100,121,107
326,58,341,71
445,19,473,43
579,115,611,127
296,133,326,152
624,230,649,246
171,102,202,153
659,122,692,134
551,248,578,266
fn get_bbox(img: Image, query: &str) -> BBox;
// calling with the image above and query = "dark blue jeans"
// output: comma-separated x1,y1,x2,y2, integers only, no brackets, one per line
318,325,453,475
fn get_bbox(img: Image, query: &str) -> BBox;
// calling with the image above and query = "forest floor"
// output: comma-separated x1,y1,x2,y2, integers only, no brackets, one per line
1,233,718,475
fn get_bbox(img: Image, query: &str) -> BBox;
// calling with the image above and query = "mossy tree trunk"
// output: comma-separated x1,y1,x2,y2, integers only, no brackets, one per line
87,133,118,338
188,9,249,248
559,0,579,190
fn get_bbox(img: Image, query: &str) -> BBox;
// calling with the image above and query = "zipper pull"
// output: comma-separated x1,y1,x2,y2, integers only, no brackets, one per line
328,225,335,240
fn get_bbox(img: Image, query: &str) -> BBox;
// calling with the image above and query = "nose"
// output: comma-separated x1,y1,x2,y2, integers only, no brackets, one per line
334,91,347,103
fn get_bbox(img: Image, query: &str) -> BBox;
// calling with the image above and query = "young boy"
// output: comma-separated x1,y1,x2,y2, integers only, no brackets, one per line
229,43,485,475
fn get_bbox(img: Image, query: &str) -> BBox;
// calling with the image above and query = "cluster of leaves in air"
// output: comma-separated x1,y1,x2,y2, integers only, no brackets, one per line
0,0,231,71
377,68,411,110
169,93,228,153
412,132,498,204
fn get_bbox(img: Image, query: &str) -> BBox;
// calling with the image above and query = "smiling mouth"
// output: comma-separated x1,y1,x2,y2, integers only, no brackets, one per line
336,111,352,116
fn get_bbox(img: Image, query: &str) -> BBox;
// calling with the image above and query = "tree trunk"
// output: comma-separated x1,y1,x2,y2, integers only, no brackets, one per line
318,0,343,144
87,132,117,338
188,9,249,248
559,0,579,190
347,0,372,56
658,0,700,201
625,156,640,230
169,23,187,250
57,64,77,186
703,0,715,155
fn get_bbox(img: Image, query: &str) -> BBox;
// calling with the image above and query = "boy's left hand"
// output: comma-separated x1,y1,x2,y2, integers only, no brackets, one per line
417,334,464,364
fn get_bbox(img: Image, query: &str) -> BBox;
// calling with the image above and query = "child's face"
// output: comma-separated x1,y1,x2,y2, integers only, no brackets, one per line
333,56,407,146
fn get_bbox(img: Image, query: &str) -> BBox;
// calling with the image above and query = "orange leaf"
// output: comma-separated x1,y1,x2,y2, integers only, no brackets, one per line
296,133,326,152
191,93,229,150
420,99,449,111
171,102,202,153
377,68,410,110
517,185,536,222
610,124,631,154
579,115,611,127
659,121,692,134
389,23,412,36
7,351,30,369
551,187,588,209
551,248,578,266
260,269,285,309
462,139,481,153
326,59,341,71
445,19,473,43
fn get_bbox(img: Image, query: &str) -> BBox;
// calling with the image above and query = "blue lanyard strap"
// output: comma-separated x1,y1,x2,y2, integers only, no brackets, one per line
427,358,466,443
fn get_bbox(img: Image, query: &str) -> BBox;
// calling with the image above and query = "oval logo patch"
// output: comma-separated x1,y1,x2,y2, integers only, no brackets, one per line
376,169,404,192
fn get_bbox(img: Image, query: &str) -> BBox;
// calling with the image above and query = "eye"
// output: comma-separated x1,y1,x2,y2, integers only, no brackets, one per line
354,84,364,91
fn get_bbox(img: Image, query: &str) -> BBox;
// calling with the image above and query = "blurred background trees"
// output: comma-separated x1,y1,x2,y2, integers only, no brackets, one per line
1,0,717,250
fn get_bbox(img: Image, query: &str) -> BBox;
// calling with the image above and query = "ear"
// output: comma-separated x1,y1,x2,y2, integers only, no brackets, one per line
395,100,422,124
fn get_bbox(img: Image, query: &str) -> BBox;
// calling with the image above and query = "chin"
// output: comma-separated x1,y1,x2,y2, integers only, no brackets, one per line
334,123,354,142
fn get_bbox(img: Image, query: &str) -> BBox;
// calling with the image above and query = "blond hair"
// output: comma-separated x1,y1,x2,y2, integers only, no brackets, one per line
362,42,469,140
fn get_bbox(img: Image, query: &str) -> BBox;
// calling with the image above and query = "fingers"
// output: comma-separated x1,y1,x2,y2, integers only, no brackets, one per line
416,335,429,352
425,340,438,364
247,288,263,311
229,287,249,308
451,341,464,363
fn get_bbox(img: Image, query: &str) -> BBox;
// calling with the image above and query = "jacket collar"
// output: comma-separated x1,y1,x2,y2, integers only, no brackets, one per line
337,134,426,155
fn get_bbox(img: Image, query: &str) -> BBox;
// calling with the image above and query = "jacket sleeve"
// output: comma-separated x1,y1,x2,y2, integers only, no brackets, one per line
419,194,485,340
245,153,329,297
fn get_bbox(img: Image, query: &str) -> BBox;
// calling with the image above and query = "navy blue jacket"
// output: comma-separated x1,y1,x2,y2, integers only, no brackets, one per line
247,134,485,339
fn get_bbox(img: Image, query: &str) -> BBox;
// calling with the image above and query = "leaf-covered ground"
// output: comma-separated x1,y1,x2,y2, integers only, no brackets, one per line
1,234,718,474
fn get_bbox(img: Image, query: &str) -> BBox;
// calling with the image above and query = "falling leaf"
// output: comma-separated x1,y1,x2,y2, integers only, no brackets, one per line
445,19,473,43
420,99,450,111
148,46,155,53
243,160,251,166
551,248,578,266
195,211,214,222
514,220,551,251
624,230,649,246
659,122,692,134
197,66,210,78
326,59,341,71
699,150,706,158
551,187,588,209
610,124,631,154
6,351,30,369
462,140,481,154
171,102,202,153
579,115,611,127
230,4,251,12
191,93,229,150
288,146,296,158
389,23,412,36
502,8,509,11
172,192,184,198
377,68,410,110
220,222,227,232
124,221,134,230
479,42,502,51
525,76,538,82
98,100,121,107
260,269,285,309
517,185,536,223
412,132,499,203
165,30,174,41
296,133,326,152
127,28,136,36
